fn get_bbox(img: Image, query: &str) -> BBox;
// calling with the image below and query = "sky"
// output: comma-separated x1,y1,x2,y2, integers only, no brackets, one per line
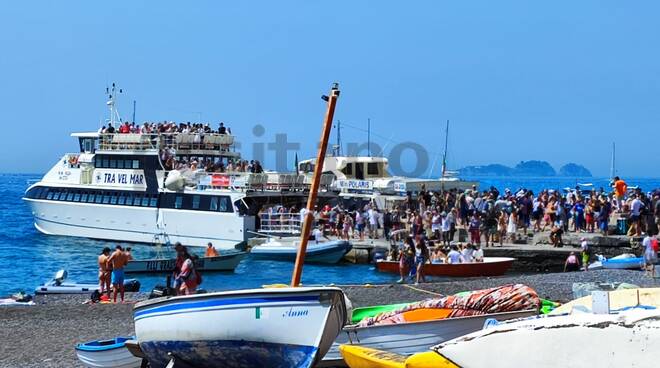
0,1,658,177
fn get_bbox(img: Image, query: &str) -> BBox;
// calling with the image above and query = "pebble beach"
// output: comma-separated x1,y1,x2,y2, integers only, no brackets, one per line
3,269,658,368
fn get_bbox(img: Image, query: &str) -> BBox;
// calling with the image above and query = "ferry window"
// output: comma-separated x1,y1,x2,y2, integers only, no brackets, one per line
367,163,379,175
174,196,183,209
30,187,42,199
109,160,117,169
47,190,54,200
40,188,49,199
192,195,201,210
141,196,150,207
218,196,231,212
83,139,94,153
102,193,111,204
66,192,74,201
81,192,88,202
95,192,103,204
149,196,158,207
342,163,353,176
117,160,124,169
102,159,109,168
118,193,126,205
210,197,218,211
58,190,67,201
110,192,118,205
131,194,141,206
132,160,140,169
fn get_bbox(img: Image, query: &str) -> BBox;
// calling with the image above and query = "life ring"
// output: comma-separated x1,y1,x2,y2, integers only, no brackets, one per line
68,156,79,166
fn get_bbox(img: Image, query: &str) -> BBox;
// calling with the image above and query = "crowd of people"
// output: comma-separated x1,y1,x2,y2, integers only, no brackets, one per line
162,154,264,174
269,177,659,246
98,121,232,135
261,177,659,283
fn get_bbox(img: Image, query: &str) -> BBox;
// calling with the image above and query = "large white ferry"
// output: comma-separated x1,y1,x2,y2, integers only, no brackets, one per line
23,87,331,249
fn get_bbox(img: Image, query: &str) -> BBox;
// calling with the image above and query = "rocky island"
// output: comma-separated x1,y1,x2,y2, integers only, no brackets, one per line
458,161,592,177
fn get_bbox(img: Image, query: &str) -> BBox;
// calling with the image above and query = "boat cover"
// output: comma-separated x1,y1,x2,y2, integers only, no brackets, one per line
358,284,539,326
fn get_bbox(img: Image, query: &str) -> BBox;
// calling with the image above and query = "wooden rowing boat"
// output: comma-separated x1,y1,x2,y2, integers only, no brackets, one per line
375,257,515,277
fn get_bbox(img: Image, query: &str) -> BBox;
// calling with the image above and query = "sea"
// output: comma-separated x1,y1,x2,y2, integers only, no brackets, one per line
1,173,659,296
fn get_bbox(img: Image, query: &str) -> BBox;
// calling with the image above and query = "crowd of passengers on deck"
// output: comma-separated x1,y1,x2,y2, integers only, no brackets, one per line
98,121,232,135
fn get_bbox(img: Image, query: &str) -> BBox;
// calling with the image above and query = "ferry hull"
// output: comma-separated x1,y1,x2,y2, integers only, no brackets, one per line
25,198,251,249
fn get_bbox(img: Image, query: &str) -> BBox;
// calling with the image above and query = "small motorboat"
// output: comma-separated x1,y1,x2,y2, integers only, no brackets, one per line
76,336,143,368
133,286,347,368
251,238,353,264
124,251,247,273
35,270,140,295
601,253,645,270
375,257,515,277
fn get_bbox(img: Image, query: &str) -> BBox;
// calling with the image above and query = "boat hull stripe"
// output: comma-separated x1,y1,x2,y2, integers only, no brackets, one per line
134,295,319,320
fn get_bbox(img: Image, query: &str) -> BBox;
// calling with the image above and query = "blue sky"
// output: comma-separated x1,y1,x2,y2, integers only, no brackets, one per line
1,1,658,176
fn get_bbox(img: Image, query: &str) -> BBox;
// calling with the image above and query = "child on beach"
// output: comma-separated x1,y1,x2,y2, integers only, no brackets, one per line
507,208,518,242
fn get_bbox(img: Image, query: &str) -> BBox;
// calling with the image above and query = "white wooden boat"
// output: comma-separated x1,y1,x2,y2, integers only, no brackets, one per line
133,286,347,368
251,239,352,264
428,309,660,368
320,309,536,366
76,336,142,368
124,252,247,273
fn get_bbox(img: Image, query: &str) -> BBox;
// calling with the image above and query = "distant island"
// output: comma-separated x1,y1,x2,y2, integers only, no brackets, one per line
457,161,592,177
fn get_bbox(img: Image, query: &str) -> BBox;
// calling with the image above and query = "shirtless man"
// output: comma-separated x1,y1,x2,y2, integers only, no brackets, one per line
98,247,111,295
107,245,129,303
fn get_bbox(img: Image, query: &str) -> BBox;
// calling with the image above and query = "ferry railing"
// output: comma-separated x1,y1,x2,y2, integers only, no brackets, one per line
98,132,235,153
258,212,302,234
195,172,335,192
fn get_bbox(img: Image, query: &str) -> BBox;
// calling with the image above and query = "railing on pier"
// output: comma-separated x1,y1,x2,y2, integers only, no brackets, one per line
258,212,302,234
97,132,235,154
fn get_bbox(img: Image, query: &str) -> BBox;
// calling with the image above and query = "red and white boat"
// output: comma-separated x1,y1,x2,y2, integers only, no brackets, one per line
375,257,515,277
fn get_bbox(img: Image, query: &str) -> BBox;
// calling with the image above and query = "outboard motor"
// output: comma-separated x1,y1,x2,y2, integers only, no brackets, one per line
53,270,67,286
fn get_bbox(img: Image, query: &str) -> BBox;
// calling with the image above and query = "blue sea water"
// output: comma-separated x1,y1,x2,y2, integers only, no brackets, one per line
1,173,659,296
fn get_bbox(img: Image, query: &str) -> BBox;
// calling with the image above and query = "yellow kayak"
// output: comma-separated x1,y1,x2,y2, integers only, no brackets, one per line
339,345,458,368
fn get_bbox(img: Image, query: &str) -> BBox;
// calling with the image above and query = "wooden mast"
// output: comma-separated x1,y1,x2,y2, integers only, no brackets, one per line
291,83,340,287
